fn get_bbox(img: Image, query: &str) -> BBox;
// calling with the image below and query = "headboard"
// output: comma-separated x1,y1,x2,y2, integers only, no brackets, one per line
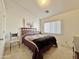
21,27,39,37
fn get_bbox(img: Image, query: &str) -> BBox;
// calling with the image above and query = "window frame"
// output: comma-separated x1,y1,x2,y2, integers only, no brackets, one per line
44,20,63,35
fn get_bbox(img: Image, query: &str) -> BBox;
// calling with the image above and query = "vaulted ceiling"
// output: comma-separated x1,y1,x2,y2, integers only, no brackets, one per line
4,0,79,18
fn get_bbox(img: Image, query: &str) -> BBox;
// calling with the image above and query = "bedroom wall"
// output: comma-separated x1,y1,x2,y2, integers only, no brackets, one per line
40,9,79,48
5,0,40,42
6,12,40,42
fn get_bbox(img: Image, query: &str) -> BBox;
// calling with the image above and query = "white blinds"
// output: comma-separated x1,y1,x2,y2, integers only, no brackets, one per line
44,22,50,33
44,21,62,34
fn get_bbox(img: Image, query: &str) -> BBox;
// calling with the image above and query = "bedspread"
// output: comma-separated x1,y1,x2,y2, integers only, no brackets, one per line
22,35,58,59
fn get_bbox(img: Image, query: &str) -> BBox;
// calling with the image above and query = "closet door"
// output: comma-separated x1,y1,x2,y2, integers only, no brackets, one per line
0,0,6,39
0,13,3,39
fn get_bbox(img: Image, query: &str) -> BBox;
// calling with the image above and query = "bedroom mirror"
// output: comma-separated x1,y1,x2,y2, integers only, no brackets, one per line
44,20,63,34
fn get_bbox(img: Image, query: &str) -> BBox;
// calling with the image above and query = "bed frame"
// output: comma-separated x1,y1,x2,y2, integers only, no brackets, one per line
21,28,58,59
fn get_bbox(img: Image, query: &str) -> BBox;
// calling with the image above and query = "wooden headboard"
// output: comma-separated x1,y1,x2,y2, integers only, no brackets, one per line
21,27,38,37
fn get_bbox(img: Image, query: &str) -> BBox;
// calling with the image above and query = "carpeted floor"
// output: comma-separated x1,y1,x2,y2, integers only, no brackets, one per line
3,44,73,59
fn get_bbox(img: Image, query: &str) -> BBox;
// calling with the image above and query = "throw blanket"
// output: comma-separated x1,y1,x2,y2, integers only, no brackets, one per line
22,35,58,59
33,36,57,50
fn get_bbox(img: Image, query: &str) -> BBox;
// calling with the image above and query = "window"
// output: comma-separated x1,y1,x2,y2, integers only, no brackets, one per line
44,21,62,34
44,22,50,33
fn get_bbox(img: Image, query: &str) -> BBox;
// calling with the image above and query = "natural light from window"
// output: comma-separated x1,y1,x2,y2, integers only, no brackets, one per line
44,21,62,34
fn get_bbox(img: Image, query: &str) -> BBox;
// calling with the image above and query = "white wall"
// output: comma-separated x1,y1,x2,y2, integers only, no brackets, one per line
40,9,79,48
5,0,40,42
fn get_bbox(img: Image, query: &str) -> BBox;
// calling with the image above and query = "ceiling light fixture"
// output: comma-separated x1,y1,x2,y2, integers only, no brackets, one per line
37,0,50,7
45,10,49,13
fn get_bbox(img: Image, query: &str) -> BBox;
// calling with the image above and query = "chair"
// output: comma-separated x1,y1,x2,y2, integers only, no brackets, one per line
9,32,20,51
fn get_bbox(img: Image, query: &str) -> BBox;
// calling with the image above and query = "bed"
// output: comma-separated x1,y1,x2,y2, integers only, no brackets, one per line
21,28,58,59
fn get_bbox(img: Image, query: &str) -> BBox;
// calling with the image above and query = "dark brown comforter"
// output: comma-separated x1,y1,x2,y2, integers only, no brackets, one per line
22,35,58,59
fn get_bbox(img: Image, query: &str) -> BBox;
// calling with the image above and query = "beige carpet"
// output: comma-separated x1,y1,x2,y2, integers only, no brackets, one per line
3,44,73,59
